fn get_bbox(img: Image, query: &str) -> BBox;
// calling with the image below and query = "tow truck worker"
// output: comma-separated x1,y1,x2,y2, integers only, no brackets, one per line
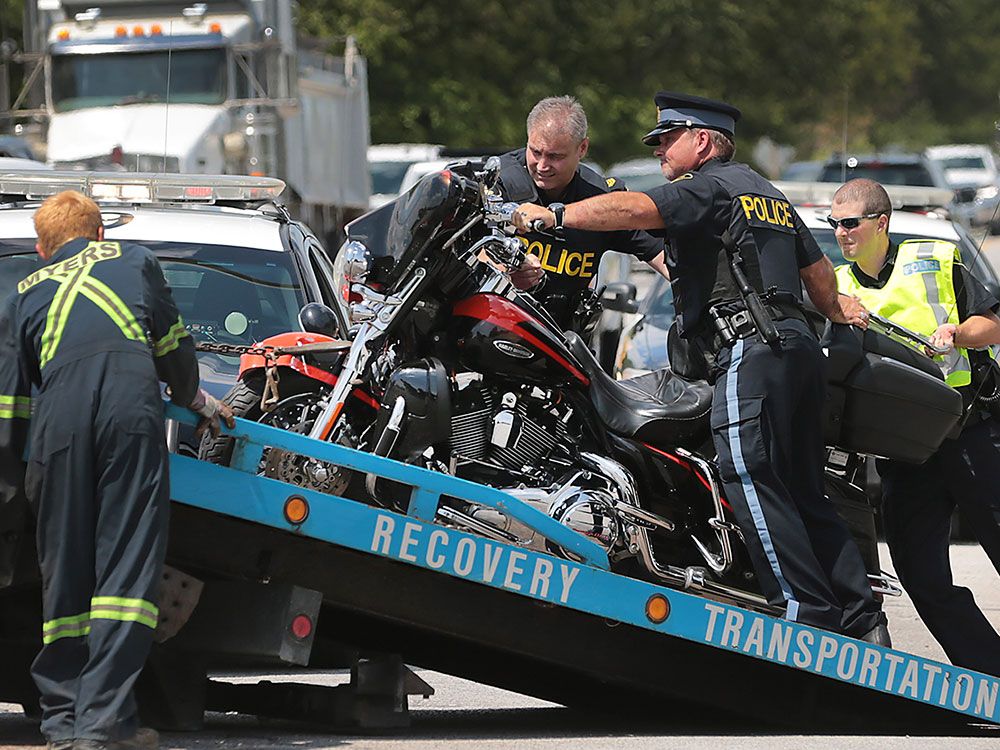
502,95,669,334
513,91,890,645
832,178,1000,676
0,191,234,750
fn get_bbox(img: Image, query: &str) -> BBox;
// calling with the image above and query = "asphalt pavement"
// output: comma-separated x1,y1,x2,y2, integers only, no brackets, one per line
1,236,998,749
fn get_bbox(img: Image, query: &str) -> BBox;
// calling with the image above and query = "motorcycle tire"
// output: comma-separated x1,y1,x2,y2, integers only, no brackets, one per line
197,371,320,466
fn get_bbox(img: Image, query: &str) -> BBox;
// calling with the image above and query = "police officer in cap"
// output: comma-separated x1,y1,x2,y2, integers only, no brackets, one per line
501,95,669,335
514,91,889,644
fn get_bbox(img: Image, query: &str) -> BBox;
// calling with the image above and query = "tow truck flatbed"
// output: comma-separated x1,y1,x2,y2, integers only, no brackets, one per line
160,404,1000,732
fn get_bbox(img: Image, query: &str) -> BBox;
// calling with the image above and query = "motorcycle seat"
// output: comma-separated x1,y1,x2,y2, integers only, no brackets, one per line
564,331,712,447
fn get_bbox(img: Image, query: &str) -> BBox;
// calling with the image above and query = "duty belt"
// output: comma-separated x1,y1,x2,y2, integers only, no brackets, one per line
707,296,806,351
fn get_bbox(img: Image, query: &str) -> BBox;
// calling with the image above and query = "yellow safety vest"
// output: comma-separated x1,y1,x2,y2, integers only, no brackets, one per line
835,239,972,388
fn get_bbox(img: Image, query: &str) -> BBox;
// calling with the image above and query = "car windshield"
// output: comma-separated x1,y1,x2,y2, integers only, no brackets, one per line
818,163,936,187
0,240,304,347
936,156,987,170
369,161,417,195
51,48,226,112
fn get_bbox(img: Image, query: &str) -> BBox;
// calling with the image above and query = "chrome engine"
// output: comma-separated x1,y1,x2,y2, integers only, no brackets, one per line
449,379,575,476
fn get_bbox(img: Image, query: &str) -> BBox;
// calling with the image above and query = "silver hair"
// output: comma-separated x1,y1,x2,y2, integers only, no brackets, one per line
526,96,588,144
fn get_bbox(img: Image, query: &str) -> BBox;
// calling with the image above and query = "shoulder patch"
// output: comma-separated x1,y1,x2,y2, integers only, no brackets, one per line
606,177,616,188
670,173,694,183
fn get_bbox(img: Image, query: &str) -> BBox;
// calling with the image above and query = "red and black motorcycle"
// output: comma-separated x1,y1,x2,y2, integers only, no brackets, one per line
202,158,962,613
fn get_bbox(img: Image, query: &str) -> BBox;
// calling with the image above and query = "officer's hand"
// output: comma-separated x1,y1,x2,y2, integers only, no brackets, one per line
838,294,869,329
509,253,545,290
927,323,958,356
193,391,236,439
513,203,553,233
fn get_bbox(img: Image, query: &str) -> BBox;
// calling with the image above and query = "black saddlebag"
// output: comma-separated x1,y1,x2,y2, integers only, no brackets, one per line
821,323,962,464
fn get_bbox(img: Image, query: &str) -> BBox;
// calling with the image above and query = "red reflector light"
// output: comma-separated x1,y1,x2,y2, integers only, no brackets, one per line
184,186,214,198
291,614,313,639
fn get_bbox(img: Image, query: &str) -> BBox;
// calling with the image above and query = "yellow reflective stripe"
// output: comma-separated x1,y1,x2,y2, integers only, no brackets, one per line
0,395,31,419
91,596,159,621
78,277,148,344
39,266,90,368
90,608,158,629
42,611,91,644
153,318,189,357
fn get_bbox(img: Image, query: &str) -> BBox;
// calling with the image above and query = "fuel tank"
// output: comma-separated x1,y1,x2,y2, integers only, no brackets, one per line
452,293,590,387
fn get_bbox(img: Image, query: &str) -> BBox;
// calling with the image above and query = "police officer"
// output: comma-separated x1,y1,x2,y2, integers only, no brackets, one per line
832,178,1000,675
501,95,668,334
0,191,234,750
514,91,888,643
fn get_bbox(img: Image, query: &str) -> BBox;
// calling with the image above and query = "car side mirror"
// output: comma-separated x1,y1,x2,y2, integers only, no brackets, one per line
298,302,339,337
601,281,638,313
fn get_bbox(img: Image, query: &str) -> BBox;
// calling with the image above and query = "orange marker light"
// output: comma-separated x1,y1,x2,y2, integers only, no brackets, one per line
150,24,163,35
57,29,70,41
645,594,670,624
115,25,128,37
283,495,309,525
209,22,222,33
133,25,145,36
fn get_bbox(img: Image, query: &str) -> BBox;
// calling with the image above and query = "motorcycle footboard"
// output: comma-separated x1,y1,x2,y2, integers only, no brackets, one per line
163,403,1000,732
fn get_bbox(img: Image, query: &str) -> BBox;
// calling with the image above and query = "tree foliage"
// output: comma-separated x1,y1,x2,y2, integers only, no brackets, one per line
301,0,1000,166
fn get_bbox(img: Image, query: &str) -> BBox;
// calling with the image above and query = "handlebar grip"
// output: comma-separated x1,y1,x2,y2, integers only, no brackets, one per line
529,219,548,233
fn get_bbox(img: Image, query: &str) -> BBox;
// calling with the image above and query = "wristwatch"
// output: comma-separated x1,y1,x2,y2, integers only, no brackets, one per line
548,202,566,231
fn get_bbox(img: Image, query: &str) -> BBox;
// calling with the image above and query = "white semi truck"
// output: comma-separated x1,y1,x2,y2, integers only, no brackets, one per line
6,0,369,241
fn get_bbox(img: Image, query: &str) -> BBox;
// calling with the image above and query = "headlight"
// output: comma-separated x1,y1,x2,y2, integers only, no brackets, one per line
331,240,372,324
976,185,999,201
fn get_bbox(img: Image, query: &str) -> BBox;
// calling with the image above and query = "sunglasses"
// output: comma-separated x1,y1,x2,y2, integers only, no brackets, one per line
826,213,882,230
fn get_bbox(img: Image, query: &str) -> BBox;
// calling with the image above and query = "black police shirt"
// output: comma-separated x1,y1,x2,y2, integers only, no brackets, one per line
499,149,663,326
643,158,823,336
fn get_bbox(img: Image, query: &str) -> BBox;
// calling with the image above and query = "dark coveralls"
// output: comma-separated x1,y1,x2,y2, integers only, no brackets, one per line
0,238,200,743
846,244,1000,675
643,158,885,637
498,149,663,332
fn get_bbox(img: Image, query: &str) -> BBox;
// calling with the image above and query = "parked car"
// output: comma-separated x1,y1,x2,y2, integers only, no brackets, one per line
367,143,444,209
925,144,1000,233
607,158,667,193
0,170,343,454
817,153,983,231
613,206,999,379
778,160,824,182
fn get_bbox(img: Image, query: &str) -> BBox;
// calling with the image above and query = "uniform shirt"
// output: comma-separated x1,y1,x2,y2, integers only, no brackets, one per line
643,158,823,336
0,237,200,505
499,149,663,329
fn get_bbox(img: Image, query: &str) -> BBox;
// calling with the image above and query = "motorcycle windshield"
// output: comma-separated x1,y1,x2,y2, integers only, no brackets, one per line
346,170,468,290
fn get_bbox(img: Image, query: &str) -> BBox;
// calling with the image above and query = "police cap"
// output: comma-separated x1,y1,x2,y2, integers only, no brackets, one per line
642,91,742,146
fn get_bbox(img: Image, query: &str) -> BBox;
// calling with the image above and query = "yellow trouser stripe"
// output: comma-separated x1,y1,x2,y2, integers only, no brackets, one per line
0,394,31,419
90,596,159,629
42,612,91,644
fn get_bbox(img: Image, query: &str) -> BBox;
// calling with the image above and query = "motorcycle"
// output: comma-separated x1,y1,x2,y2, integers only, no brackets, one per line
201,157,964,615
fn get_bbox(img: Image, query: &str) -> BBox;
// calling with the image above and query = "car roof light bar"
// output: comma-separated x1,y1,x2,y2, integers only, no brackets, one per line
0,171,286,204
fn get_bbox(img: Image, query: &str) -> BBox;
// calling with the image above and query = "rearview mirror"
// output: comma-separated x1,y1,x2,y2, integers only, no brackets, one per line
601,281,638,314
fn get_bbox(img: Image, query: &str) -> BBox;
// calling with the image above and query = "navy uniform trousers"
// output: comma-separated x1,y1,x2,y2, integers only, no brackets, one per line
878,417,1000,676
711,318,884,636
27,348,168,743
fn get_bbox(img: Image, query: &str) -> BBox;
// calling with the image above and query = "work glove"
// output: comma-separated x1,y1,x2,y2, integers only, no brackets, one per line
190,389,236,438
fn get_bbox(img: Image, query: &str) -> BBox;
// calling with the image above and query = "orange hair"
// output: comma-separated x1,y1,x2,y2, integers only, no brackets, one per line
33,190,103,258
